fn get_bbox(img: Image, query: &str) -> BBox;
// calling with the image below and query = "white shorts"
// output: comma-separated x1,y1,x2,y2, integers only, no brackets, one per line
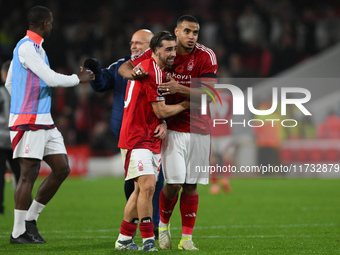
211,136,235,155
161,130,210,185
121,148,161,181
10,128,67,160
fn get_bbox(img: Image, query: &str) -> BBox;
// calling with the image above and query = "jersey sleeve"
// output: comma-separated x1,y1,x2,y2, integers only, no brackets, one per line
90,60,118,92
130,48,152,66
142,60,164,102
198,48,218,80
19,42,80,87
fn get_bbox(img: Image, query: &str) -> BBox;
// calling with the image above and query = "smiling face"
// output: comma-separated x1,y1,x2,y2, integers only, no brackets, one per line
175,21,199,54
130,30,153,57
154,40,177,69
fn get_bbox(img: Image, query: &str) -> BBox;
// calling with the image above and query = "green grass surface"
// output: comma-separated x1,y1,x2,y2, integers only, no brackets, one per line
0,177,339,254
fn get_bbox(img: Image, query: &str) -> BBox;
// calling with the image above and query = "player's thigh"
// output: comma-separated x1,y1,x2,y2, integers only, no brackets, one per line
212,136,235,162
122,148,160,181
44,128,67,157
10,130,47,160
137,174,156,195
43,154,69,176
186,133,210,185
161,130,188,184
42,128,69,174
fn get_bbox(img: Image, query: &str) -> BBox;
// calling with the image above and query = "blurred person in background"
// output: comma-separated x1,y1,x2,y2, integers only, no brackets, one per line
209,90,234,194
0,60,21,215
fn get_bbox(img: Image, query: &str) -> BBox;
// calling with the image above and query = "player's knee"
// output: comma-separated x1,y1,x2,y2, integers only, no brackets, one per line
182,183,197,194
54,165,70,180
167,184,182,194
140,183,155,198
20,164,40,183
20,171,39,184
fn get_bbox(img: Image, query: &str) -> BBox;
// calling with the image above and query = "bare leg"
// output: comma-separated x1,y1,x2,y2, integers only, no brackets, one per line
137,175,156,220
15,158,40,210
123,182,139,222
182,183,197,195
35,154,70,205
162,183,182,199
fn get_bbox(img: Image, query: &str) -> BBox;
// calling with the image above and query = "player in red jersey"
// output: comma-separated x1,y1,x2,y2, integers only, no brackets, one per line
115,31,190,252
118,15,218,251
209,90,234,194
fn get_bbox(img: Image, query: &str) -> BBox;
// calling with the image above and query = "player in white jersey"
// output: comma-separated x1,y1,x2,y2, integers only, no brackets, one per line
5,6,94,244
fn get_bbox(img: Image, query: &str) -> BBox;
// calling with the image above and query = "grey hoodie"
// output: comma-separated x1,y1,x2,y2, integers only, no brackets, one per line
0,85,12,149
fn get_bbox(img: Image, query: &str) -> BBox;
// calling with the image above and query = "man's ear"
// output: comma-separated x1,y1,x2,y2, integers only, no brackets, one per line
174,27,179,37
41,20,48,30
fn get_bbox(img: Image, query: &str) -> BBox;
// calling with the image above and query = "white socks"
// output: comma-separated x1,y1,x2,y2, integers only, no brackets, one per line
26,200,45,221
12,210,27,238
182,233,192,240
142,236,154,244
12,200,45,238
118,233,132,241
159,220,169,229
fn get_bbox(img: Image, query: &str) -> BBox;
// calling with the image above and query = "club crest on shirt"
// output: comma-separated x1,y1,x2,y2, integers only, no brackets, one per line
187,59,194,71
24,144,30,154
138,160,144,171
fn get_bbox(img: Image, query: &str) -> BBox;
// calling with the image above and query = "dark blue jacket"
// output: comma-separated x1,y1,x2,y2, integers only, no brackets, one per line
90,56,130,139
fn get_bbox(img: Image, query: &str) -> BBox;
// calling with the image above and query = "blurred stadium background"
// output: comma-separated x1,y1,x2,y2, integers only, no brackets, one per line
1,0,340,177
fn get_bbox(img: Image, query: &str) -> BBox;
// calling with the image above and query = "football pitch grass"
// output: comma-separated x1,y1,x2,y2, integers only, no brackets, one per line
0,177,339,254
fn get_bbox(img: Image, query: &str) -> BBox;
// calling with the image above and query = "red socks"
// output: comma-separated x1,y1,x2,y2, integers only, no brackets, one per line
120,219,154,240
180,192,199,235
159,188,199,236
159,189,178,224
120,220,138,237
140,217,154,239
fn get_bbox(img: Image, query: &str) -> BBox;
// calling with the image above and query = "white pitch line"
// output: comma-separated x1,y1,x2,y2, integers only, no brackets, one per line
0,223,337,238
192,223,337,229
0,234,314,239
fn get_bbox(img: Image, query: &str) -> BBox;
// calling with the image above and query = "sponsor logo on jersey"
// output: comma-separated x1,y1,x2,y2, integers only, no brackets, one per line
169,72,191,82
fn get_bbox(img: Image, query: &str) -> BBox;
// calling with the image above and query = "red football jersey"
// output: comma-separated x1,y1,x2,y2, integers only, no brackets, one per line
210,91,233,137
131,43,218,134
119,58,165,153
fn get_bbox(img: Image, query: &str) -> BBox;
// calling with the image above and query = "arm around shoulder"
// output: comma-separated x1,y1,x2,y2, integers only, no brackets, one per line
118,60,135,79
151,100,189,119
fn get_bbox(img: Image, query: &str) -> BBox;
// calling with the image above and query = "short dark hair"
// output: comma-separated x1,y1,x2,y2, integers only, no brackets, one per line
150,31,176,53
177,15,199,26
28,6,51,27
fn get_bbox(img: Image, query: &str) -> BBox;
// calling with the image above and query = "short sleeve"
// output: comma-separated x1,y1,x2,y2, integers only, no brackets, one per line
145,76,164,102
143,60,164,102
131,48,152,66
199,48,218,79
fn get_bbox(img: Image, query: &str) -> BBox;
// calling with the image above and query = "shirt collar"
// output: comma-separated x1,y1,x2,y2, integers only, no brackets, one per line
26,30,44,45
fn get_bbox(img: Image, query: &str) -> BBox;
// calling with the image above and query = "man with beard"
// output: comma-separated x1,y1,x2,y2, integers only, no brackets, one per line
115,31,190,252
119,15,218,250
